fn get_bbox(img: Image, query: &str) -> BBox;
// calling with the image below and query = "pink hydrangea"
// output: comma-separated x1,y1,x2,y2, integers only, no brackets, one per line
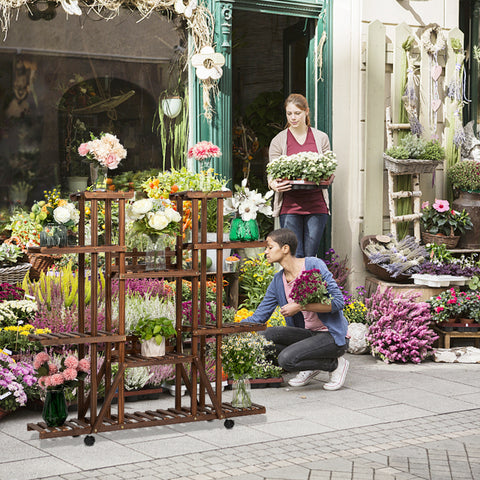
187,141,222,161
62,368,77,382
48,363,58,375
64,355,78,370
78,358,90,373
49,373,64,386
33,352,49,370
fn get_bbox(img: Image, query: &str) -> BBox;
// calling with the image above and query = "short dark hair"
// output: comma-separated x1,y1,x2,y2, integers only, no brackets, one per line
267,228,298,256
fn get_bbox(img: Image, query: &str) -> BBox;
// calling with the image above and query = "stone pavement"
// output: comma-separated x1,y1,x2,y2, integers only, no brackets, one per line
1,353,480,480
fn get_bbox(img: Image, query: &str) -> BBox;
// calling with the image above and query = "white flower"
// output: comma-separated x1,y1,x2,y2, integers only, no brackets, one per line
131,199,153,216
239,199,259,221
53,206,71,224
164,208,182,223
148,212,169,231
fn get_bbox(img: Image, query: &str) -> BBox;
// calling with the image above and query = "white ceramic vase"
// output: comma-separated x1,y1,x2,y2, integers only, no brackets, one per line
141,337,165,357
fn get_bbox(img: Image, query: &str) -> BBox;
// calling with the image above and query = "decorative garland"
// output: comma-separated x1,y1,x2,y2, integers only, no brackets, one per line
447,38,465,148
421,25,446,135
0,0,224,119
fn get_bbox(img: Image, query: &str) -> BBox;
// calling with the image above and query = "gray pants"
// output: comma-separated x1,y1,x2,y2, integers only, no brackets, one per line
264,326,347,373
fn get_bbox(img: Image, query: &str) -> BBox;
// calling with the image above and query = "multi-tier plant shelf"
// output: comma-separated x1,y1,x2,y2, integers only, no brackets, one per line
27,189,266,444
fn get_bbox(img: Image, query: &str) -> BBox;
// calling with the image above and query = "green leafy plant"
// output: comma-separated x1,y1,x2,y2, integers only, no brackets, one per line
0,243,24,266
447,160,480,192
239,253,276,309
385,133,445,160
133,315,176,345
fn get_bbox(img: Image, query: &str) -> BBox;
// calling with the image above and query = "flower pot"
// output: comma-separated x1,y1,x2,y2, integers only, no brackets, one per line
229,218,260,242
453,191,480,249
145,235,167,271
140,337,166,357
421,232,460,249
67,176,88,192
162,96,182,118
206,232,231,272
42,386,68,427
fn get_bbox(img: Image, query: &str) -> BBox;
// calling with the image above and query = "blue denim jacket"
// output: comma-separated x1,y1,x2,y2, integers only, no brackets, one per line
244,257,348,346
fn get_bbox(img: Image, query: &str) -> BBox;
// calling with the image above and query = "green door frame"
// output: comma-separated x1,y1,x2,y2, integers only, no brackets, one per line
191,0,332,183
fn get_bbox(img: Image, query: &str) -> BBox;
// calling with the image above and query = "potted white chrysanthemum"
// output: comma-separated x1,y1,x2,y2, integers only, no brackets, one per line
266,151,337,189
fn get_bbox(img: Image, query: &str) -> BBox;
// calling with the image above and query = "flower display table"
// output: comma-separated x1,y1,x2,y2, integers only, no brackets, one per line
364,276,444,303
433,325,480,349
27,190,267,443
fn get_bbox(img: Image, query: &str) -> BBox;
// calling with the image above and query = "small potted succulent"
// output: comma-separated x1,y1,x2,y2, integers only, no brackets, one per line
133,315,176,357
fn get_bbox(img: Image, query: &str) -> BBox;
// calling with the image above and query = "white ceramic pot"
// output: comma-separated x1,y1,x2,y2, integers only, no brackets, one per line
206,233,231,272
162,97,182,118
141,337,165,357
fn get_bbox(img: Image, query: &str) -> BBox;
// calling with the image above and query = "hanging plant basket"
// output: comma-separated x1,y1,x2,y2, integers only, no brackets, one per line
383,154,441,174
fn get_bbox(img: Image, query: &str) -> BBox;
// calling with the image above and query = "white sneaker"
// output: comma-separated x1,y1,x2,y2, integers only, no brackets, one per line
323,357,349,391
288,370,321,387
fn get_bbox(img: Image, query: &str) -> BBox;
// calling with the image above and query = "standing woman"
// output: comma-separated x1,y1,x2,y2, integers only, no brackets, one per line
268,93,331,257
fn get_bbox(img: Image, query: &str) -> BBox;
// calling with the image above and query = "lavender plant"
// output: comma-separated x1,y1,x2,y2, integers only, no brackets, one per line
364,235,427,277
365,287,437,363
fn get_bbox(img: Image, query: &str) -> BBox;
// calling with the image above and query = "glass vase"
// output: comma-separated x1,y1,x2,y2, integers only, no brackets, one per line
145,235,167,271
42,386,68,427
90,163,108,191
229,217,260,242
231,377,252,408
40,223,67,248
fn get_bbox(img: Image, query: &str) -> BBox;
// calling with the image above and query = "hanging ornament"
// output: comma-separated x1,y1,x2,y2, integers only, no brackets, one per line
191,46,225,80
421,25,446,135
174,0,197,18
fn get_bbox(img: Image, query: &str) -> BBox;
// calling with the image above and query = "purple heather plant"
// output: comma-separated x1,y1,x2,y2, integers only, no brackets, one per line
0,283,24,302
324,248,348,289
365,287,437,364
290,269,331,307
111,278,174,299
182,301,217,326
418,261,480,277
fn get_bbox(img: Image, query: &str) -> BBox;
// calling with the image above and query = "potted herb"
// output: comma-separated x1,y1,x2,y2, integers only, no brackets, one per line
266,151,337,189
133,315,176,357
384,133,445,173
420,199,473,248
447,160,480,249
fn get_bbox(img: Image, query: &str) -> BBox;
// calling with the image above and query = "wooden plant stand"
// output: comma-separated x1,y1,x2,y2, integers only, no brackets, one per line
433,326,480,349
27,190,266,443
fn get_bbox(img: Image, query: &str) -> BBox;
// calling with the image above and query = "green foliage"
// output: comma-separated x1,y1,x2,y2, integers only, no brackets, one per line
425,243,454,264
244,91,284,149
111,169,159,192
133,315,176,345
421,201,473,236
239,254,276,310
385,133,445,161
0,243,24,266
447,160,480,192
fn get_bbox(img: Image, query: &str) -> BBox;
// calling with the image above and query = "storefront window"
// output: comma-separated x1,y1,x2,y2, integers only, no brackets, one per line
0,6,181,209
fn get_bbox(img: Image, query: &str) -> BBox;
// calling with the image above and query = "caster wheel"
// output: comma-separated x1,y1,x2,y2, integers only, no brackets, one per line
84,435,95,446
224,419,234,429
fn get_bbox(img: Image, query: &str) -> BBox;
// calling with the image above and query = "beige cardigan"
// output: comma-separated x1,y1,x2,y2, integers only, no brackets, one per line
268,128,331,217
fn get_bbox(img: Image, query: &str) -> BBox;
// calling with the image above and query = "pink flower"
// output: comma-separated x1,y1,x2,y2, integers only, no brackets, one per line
50,373,65,386
38,376,49,388
33,352,49,370
62,368,78,382
64,355,78,370
78,358,90,373
48,363,58,375
421,201,429,210
436,306,444,313
187,141,222,161
432,199,450,213
78,143,90,156
103,154,121,169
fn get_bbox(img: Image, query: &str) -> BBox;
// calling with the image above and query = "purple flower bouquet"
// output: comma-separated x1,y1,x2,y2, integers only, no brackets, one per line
290,269,331,307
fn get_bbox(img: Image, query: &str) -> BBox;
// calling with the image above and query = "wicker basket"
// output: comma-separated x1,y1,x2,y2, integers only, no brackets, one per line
360,235,412,284
383,154,441,174
0,262,32,284
421,231,460,248
27,253,60,280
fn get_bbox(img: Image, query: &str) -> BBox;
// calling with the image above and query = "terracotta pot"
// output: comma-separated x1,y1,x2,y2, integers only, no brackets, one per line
452,191,480,249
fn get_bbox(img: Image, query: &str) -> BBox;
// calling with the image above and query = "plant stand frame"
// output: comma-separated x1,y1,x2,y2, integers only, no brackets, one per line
27,190,267,441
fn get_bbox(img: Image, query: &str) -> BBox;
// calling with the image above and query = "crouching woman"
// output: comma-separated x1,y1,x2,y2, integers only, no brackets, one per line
242,228,349,390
